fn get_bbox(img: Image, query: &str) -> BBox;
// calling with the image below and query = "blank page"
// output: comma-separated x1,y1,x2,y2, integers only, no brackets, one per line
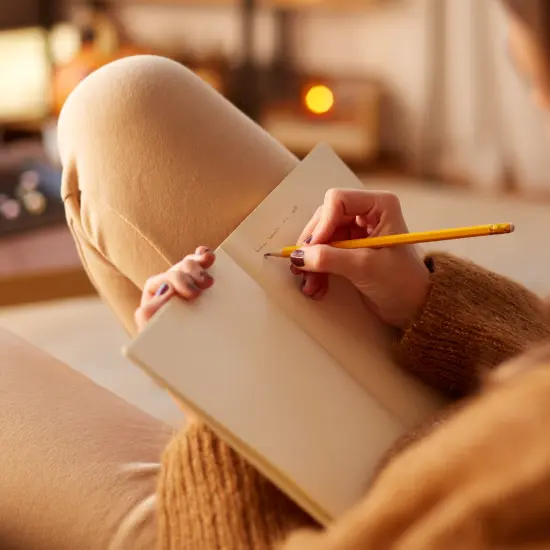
221,144,444,426
125,249,404,523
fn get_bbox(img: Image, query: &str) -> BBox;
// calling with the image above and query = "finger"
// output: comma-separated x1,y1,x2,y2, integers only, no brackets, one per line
309,275,329,301
194,246,216,269
300,273,328,299
144,270,203,302
302,217,358,246
142,273,173,305
313,189,402,244
143,272,180,302
171,270,209,297
135,283,175,331
297,206,322,244
331,226,357,243
295,227,352,279
298,205,362,247
312,284,329,301
170,249,216,273
171,257,214,290
350,225,371,240
290,244,369,279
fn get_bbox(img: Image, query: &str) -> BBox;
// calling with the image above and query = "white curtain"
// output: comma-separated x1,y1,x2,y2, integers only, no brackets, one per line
423,0,550,192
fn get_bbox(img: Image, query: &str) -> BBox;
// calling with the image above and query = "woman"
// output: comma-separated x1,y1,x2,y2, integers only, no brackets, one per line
130,1,550,548
1,1,549,549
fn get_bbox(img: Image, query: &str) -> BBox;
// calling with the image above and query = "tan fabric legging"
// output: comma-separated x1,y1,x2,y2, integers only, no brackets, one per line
0,55,300,549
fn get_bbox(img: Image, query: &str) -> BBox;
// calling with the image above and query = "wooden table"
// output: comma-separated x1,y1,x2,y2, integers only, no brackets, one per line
0,225,96,307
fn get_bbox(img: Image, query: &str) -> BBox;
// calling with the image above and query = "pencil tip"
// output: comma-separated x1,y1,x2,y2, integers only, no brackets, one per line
264,253,272,258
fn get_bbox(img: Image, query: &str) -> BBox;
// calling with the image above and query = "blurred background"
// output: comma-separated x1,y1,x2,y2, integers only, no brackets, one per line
2,0,550,426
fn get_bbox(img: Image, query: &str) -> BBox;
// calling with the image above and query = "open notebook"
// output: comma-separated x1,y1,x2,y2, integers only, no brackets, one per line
125,143,445,525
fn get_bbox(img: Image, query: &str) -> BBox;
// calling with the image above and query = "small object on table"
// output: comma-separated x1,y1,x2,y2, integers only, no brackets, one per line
16,170,47,216
0,162,64,239
0,194,22,221
20,190,47,216
0,225,96,307
18,170,40,193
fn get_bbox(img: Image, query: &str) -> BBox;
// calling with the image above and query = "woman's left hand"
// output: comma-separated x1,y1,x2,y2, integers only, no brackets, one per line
134,246,215,332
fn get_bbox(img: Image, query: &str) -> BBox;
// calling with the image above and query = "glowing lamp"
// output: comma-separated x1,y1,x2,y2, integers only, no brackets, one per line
304,84,334,115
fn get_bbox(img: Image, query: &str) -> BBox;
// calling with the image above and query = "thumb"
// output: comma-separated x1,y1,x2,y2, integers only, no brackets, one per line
290,245,367,279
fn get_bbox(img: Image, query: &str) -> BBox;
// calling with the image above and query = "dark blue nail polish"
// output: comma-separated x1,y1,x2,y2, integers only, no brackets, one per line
156,283,170,297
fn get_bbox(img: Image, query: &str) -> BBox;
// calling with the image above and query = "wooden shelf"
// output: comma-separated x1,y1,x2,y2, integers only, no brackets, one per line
0,225,95,307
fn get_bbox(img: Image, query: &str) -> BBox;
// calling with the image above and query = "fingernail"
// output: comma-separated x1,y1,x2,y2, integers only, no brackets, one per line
186,276,200,291
303,235,312,244
156,283,170,297
290,250,305,267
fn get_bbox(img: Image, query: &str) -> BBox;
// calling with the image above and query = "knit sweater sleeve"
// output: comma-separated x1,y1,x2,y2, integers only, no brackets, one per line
395,253,550,398
157,420,317,550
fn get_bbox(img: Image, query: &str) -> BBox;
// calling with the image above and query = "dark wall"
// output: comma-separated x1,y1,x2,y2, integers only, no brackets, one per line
0,0,64,30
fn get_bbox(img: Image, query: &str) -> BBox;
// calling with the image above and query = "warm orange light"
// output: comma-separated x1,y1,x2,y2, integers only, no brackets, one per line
195,68,223,92
304,84,334,115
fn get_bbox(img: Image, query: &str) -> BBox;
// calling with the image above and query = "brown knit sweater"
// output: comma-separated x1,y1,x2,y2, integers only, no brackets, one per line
157,253,550,550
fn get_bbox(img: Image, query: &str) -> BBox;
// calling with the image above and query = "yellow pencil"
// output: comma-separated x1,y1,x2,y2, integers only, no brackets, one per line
264,222,515,259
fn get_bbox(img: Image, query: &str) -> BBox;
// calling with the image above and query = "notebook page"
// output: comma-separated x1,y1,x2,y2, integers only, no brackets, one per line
125,249,404,522
221,143,445,426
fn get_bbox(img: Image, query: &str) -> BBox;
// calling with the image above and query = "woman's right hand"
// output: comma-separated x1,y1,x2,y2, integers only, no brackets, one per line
134,246,215,332
292,189,431,330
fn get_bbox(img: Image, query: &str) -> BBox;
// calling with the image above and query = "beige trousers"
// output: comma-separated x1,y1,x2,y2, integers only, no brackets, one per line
0,56,298,549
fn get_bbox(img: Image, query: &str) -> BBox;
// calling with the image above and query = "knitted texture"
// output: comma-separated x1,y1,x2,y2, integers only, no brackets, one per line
158,421,316,550
398,253,550,397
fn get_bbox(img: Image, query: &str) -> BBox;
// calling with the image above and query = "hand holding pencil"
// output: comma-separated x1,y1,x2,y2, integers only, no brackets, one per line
275,189,514,330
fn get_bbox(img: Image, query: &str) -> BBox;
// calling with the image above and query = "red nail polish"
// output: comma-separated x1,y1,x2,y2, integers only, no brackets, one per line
303,235,313,244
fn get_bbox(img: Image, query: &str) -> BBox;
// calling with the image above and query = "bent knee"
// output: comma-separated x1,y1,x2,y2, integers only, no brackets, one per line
58,55,202,165
58,55,212,205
